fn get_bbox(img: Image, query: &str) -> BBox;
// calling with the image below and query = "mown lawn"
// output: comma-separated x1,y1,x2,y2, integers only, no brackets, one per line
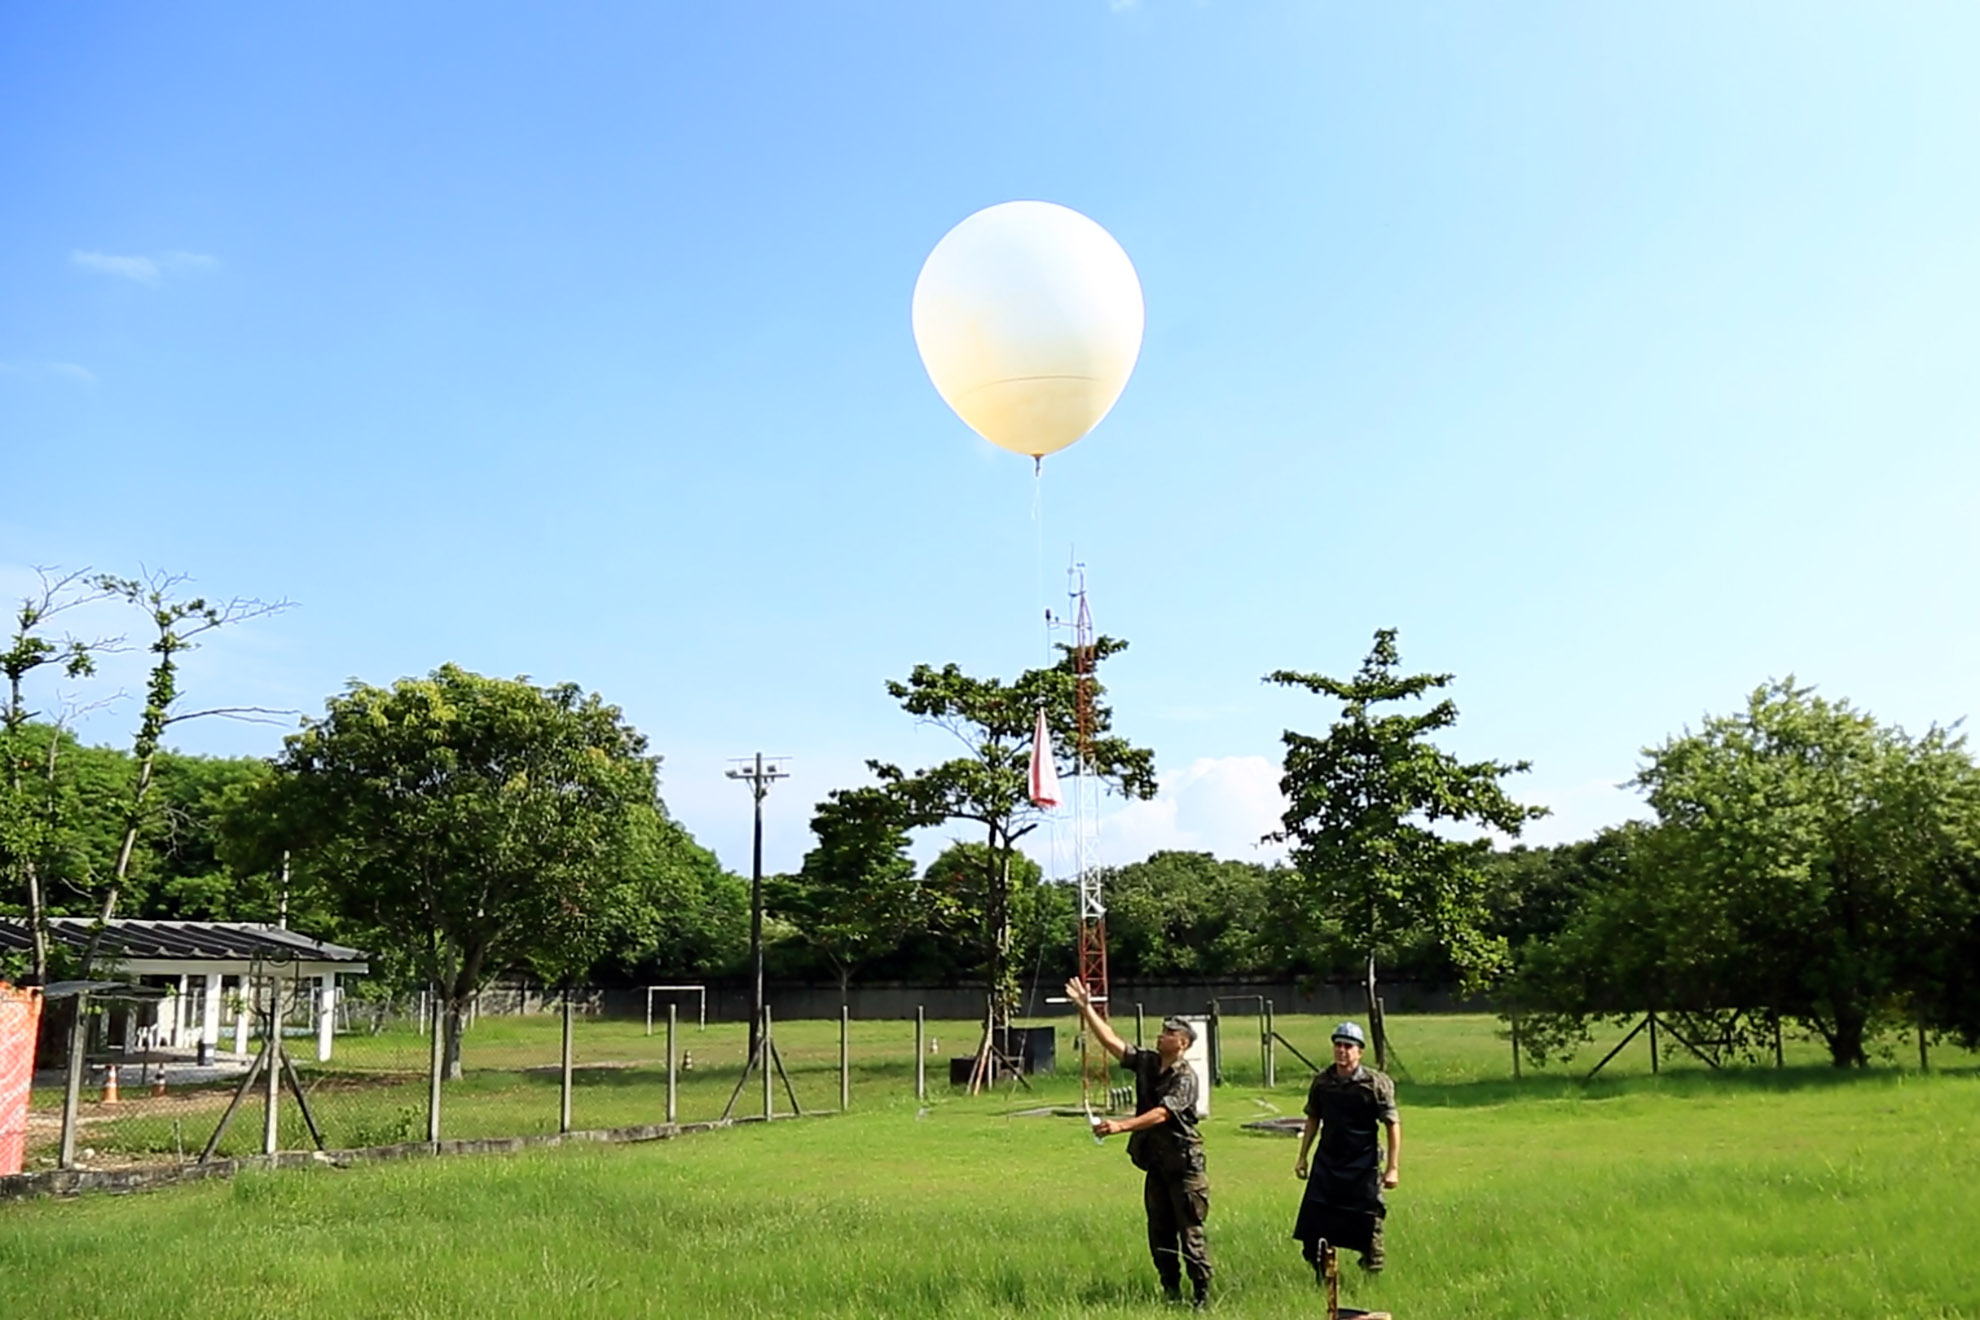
6,1013,1977,1318
40,1005,1948,1163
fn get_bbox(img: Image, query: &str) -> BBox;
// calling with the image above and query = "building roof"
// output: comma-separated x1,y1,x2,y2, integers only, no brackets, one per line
0,919,369,974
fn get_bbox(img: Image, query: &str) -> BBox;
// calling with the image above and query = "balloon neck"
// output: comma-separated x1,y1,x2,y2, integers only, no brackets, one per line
1032,455,1043,475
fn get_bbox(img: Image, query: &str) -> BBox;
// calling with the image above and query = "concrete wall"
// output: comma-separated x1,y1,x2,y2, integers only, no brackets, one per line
484,979,1487,1025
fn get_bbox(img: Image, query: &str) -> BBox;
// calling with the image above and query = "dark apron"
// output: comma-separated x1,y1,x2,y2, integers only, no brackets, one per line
1291,1071,1386,1254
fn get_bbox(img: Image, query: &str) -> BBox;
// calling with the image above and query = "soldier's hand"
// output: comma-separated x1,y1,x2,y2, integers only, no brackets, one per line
1063,978,1089,1009
1294,1156,1308,1180
1383,1169,1400,1189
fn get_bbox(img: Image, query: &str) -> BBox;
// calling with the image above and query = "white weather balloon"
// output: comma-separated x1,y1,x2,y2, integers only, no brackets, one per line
912,200,1144,459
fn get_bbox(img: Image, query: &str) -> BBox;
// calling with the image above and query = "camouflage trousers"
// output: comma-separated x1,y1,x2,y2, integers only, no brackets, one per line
1300,1214,1384,1271
1144,1168,1213,1288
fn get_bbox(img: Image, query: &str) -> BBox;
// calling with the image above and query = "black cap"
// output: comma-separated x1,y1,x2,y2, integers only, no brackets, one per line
1161,1015,1198,1044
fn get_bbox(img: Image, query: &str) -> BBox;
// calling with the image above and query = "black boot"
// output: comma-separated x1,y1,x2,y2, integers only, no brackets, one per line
1191,1278,1211,1310
1360,1223,1385,1274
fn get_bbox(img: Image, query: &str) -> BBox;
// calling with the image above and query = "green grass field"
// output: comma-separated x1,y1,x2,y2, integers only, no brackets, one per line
7,1013,1978,1318
34,1003,1936,1164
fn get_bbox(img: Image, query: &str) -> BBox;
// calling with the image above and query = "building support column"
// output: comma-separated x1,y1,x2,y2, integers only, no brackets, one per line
317,974,337,1062
174,974,190,1048
200,973,223,1060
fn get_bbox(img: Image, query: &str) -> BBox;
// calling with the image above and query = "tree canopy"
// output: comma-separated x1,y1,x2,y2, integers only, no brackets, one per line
259,665,693,1076
765,786,923,1003
870,639,1155,1025
1268,628,1545,1063
1512,680,1980,1067
1101,851,1287,979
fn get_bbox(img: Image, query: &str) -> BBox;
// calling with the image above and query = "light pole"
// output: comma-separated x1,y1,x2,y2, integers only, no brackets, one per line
726,753,789,1058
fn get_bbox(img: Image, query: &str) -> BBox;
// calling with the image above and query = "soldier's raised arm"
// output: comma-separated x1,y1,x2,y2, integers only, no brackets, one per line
1064,977,1129,1061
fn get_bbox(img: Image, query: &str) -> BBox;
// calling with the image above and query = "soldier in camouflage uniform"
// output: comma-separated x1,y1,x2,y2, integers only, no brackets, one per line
1292,1021,1401,1278
1065,977,1213,1309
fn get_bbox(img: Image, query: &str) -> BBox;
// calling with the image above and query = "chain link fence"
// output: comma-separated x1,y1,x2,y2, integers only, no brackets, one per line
13,979,1047,1177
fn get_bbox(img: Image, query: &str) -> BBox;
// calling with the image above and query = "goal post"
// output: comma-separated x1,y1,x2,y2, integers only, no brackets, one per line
644,985,707,1035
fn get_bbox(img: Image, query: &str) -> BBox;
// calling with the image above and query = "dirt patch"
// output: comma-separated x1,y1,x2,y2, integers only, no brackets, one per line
518,1060,644,1075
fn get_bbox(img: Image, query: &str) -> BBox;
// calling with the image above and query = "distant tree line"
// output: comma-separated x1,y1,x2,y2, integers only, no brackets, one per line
9,568,1976,1072
1495,680,1980,1068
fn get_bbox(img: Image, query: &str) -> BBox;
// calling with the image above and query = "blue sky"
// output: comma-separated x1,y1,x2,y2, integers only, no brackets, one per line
5,3,1978,878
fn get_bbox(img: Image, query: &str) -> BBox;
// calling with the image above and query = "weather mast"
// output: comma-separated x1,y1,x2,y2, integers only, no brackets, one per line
1051,560,1112,1107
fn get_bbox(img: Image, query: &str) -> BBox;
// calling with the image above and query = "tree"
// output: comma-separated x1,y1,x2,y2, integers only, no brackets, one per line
1482,826,1644,957
919,841,1060,1008
616,829,751,982
1,569,114,983
265,665,687,1077
1267,629,1545,1067
870,639,1155,1029
1101,851,1285,979
765,787,921,1006
79,573,289,972
1628,679,1980,1067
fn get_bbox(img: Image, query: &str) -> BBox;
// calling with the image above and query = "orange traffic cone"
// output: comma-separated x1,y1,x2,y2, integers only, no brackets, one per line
101,1064,120,1104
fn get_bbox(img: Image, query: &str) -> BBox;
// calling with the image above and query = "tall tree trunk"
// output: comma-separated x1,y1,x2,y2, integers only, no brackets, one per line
443,997,467,1081
985,824,1014,1031
1829,1001,1869,1068
79,747,158,976
1364,949,1387,1072
23,859,48,983
24,730,62,983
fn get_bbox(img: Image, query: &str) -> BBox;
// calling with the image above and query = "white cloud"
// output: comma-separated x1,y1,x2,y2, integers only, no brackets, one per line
71,250,218,285
1054,754,1290,867
1011,757,1647,875
72,251,159,284
0,361,96,384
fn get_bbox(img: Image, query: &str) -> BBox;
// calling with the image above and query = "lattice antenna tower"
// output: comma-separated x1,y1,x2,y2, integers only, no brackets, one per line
1052,560,1111,1105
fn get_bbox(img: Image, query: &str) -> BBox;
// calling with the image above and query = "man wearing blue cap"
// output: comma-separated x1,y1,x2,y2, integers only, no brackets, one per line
1065,977,1213,1308
1292,1020,1401,1279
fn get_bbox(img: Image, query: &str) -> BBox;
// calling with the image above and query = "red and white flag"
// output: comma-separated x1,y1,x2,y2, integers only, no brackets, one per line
1028,708,1062,809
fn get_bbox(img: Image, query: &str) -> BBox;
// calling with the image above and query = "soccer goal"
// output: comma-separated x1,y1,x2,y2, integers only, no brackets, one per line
643,985,707,1034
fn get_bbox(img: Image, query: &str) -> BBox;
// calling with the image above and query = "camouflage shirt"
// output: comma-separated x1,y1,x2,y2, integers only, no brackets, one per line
1122,1044,1203,1174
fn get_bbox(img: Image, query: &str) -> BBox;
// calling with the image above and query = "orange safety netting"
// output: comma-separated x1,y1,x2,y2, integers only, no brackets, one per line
0,985,44,1176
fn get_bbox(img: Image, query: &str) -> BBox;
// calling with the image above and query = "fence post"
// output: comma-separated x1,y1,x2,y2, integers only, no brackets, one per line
1264,999,1276,1089
426,983,444,1147
762,1005,774,1120
1918,1016,1930,1072
666,1003,678,1125
1510,1014,1522,1080
915,1006,926,1102
559,988,575,1134
840,1005,850,1111
1648,1011,1660,1075
57,991,89,1169
1135,1002,1144,1050
1207,999,1222,1085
